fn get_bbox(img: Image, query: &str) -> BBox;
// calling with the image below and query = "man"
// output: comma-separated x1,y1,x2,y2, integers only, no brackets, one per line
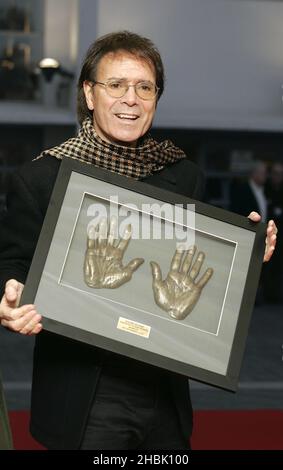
230,160,268,221
264,162,283,302
0,31,277,450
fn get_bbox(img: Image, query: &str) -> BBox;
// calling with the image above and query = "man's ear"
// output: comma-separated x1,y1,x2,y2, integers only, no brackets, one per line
83,81,95,111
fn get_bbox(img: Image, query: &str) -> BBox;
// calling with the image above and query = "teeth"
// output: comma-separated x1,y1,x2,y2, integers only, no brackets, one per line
116,114,138,119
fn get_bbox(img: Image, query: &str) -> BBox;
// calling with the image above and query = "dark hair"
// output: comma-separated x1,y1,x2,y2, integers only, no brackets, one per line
77,31,165,125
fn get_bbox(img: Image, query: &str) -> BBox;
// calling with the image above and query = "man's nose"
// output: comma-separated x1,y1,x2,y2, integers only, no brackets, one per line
122,85,138,105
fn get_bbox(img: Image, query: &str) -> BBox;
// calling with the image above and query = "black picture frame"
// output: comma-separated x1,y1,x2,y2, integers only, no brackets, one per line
21,158,266,391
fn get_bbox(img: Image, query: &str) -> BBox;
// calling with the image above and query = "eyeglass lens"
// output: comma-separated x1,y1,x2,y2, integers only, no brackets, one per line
105,80,157,100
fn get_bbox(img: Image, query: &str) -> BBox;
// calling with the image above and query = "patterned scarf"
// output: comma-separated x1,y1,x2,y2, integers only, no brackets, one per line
36,117,186,179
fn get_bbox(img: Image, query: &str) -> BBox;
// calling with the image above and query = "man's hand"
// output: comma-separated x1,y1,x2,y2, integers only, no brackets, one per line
150,245,213,321
0,279,42,335
248,212,277,262
84,217,144,289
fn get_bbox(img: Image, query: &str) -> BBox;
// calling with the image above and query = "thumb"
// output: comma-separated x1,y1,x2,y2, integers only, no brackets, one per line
150,261,162,282
5,279,23,306
247,211,261,222
125,258,144,273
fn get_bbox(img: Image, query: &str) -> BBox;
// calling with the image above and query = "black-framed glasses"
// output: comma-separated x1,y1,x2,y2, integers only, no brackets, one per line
90,79,159,100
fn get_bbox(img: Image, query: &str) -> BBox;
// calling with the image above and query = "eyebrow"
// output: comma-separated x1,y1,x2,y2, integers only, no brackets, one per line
104,77,154,83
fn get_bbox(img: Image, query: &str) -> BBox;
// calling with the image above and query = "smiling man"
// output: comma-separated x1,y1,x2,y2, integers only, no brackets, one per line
83,52,157,146
0,31,277,450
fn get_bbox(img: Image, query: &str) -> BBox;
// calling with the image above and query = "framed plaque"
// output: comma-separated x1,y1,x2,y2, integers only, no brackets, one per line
21,158,266,391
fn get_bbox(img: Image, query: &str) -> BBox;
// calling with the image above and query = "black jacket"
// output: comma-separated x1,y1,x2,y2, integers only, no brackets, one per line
0,155,204,449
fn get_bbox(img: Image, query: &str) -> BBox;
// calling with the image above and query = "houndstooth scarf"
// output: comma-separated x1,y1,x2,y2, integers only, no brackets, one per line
36,117,186,179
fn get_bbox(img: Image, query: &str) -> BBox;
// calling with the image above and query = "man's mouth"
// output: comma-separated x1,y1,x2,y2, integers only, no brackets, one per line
115,113,139,120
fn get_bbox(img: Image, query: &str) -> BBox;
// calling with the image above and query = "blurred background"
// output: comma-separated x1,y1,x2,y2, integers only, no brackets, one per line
0,0,282,449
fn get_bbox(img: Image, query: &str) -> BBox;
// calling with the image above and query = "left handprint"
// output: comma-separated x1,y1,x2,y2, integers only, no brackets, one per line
84,216,144,289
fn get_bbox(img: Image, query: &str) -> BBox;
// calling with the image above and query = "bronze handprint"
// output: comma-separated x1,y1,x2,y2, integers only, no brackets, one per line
150,245,213,320
84,217,144,289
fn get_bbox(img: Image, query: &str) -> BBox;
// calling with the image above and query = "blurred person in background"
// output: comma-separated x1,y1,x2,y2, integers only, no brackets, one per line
264,162,283,303
230,160,268,221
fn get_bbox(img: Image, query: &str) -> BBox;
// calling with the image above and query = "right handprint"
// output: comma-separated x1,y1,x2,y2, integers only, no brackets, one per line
150,245,213,320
